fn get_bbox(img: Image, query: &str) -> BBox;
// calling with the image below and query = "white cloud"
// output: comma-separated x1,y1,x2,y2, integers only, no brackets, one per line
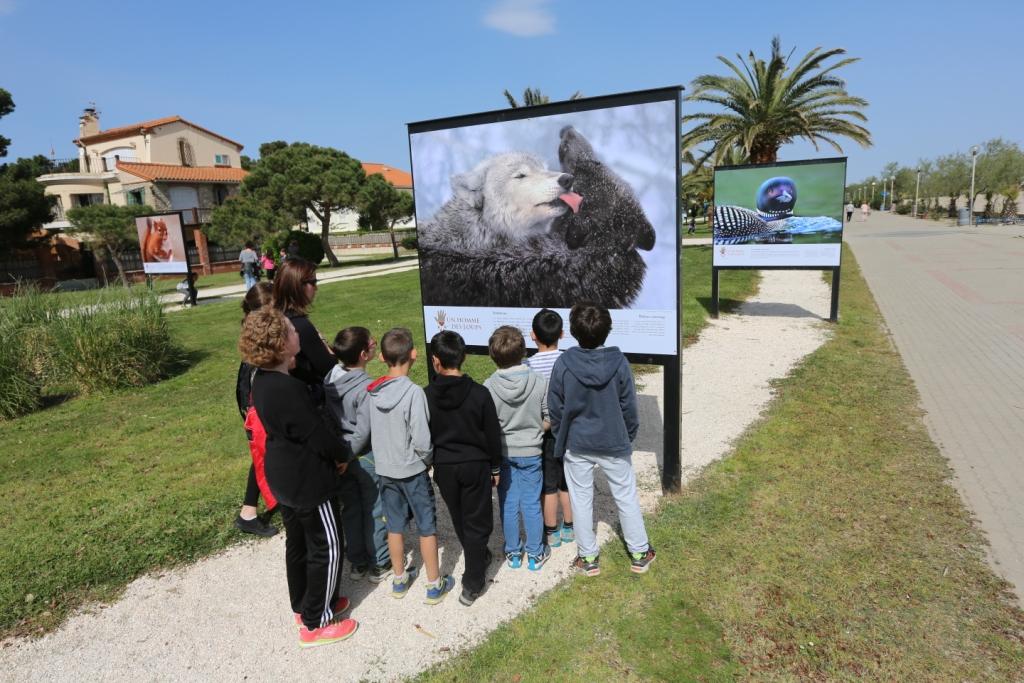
483,0,555,37
0,0,15,15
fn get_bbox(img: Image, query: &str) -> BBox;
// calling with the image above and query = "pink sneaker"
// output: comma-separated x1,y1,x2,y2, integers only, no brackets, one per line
294,596,351,627
298,618,358,648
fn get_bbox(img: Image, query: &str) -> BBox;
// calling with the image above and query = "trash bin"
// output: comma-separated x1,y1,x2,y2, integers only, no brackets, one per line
957,207,971,226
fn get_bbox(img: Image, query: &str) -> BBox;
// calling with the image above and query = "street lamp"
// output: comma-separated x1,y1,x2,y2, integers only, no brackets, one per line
890,176,896,211
871,181,876,208
914,168,921,218
969,145,979,226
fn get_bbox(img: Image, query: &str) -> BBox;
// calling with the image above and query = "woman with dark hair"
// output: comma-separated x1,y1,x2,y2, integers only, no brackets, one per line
233,282,279,536
272,256,335,391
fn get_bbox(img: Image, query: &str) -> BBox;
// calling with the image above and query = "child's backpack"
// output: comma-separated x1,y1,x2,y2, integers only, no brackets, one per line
243,369,278,510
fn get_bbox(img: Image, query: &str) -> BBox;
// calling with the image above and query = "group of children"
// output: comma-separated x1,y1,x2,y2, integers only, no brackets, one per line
240,300,655,648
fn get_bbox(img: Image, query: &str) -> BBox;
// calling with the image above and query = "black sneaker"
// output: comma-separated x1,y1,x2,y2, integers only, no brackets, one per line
459,588,480,606
234,514,278,537
629,546,656,574
368,564,393,584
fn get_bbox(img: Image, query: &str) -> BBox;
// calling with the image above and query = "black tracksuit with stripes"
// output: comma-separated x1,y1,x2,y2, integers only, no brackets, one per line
252,369,352,629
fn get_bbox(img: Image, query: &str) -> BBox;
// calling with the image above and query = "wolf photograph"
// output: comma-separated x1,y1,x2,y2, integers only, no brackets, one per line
410,96,677,323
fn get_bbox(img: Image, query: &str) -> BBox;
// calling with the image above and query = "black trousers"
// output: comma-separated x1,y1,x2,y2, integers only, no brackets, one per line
280,498,345,630
433,461,493,594
242,463,260,507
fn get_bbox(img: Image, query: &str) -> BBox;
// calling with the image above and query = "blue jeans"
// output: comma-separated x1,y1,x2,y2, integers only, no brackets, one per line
498,455,544,557
243,272,257,290
338,452,390,568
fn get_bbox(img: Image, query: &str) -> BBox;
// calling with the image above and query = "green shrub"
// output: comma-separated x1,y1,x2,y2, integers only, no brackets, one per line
264,230,325,265
0,286,182,414
0,321,41,419
46,288,181,392
895,202,912,215
400,235,418,250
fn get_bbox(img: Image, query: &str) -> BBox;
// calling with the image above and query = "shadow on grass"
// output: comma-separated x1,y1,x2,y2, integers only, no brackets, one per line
694,296,748,317
165,348,210,379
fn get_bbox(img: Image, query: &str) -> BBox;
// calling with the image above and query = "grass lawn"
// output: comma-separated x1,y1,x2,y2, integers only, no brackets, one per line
0,246,754,638
419,245,1024,681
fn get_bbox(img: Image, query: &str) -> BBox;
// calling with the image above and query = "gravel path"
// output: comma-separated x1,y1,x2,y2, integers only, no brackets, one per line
1,268,831,681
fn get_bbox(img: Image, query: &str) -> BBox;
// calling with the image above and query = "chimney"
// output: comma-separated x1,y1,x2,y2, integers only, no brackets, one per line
79,105,100,138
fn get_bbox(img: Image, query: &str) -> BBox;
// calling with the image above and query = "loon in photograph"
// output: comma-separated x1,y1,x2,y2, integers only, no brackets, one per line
756,176,797,220
713,175,799,245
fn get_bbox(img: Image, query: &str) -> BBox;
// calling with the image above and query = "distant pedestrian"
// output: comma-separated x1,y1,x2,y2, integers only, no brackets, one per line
262,249,277,281
845,202,854,222
176,271,199,307
860,203,870,221
687,206,697,234
239,241,259,290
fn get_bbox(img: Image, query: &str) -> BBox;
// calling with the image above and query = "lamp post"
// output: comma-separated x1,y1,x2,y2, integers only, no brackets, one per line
914,168,921,218
969,145,979,226
871,181,876,208
890,176,896,211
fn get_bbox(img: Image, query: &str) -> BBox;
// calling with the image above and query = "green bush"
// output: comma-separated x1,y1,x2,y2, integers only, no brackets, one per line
0,321,41,419
895,202,912,215
0,286,182,416
265,230,325,265
400,235,418,250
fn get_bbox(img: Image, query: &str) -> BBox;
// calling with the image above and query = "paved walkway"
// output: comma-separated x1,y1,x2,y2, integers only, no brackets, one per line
161,258,420,309
845,212,1024,599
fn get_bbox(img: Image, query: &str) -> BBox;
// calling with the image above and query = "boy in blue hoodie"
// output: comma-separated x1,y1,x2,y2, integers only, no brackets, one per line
548,303,655,576
324,326,392,583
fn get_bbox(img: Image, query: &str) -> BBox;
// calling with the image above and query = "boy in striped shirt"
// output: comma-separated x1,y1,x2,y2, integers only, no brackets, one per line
524,309,574,548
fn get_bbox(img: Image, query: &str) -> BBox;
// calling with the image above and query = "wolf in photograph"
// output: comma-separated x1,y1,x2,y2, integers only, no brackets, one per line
419,127,656,309
418,152,581,252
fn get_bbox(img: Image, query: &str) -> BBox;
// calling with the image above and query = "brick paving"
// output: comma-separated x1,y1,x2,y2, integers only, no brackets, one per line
845,212,1024,599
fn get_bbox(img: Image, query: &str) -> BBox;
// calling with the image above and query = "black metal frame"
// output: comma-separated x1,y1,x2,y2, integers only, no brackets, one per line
137,210,193,276
710,157,847,323
407,86,685,491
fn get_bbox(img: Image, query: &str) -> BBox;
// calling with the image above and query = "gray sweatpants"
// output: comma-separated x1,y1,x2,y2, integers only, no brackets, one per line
563,450,650,558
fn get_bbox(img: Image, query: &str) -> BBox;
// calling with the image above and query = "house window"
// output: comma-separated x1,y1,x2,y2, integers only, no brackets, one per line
71,193,105,207
215,154,230,166
178,138,195,167
126,189,145,206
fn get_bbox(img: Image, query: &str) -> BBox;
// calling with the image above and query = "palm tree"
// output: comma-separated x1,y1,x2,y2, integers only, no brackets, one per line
682,36,871,165
503,87,582,108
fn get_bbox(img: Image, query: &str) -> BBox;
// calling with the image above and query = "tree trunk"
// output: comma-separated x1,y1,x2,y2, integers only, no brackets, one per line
389,221,399,261
320,206,339,266
109,249,128,285
749,143,778,165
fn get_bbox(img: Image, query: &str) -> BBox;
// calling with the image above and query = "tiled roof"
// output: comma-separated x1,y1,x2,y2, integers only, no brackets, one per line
362,162,412,189
116,161,248,183
77,116,244,149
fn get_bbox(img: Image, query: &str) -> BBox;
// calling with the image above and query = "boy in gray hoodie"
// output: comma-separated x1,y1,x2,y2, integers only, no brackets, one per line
548,303,655,577
363,327,454,604
484,326,550,571
324,326,392,583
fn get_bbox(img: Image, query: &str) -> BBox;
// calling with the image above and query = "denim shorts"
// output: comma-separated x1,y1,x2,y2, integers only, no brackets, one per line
380,471,437,536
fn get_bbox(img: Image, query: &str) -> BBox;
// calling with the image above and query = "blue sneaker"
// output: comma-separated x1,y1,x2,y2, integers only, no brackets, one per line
424,575,455,605
560,525,575,543
505,551,523,569
547,527,562,548
391,566,418,599
528,546,551,571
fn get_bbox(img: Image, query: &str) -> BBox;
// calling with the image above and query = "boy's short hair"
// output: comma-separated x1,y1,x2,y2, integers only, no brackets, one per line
531,308,563,346
333,326,372,366
380,327,414,366
488,325,526,368
238,307,291,368
430,330,466,370
570,302,612,349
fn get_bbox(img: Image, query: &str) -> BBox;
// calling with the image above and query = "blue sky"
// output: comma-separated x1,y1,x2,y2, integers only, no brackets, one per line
1,0,1020,183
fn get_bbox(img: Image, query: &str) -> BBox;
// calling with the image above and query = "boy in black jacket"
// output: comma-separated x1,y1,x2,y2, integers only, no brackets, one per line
425,331,502,606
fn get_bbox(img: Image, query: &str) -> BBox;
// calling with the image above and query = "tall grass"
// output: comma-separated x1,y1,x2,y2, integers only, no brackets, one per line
0,285,182,418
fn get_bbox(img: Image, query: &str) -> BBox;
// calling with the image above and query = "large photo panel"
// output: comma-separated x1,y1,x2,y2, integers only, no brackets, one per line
409,89,680,356
713,158,847,267
135,212,190,274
